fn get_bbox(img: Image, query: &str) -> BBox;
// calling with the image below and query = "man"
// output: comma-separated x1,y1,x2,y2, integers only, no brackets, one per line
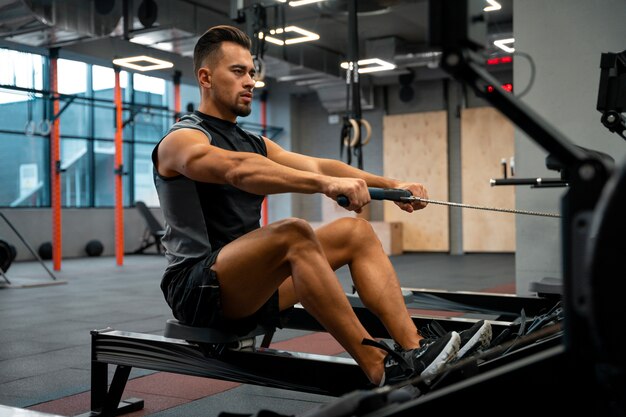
152,25,491,388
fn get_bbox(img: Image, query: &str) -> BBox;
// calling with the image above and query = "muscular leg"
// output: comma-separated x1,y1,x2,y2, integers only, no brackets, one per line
280,217,422,350
211,218,386,384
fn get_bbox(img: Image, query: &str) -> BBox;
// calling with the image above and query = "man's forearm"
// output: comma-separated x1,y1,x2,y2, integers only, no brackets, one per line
224,151,331,196
317,158,400,189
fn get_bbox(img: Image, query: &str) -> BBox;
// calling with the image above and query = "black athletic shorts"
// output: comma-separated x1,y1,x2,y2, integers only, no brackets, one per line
160,249,285,335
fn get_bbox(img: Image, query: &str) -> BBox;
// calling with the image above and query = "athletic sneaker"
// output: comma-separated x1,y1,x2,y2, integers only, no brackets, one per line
363,331,461,386
456,320,492,359
419,320,492,360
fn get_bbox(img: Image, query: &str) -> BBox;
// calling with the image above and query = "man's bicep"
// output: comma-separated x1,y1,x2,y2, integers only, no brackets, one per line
159,129,227,182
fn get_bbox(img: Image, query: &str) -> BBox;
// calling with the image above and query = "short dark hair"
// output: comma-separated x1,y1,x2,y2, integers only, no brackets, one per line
193,25,252,81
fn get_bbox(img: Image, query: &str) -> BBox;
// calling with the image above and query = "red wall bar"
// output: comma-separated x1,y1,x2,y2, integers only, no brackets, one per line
49,49,62,271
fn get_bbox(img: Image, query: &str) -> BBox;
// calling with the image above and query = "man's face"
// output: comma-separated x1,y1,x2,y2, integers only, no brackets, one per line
207,42,256,118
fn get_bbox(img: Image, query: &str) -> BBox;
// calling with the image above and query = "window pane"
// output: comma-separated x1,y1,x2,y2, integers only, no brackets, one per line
180,83,199,115
55,59,91,138
0,132,49,207
58,59,87,95
94,140,131,207
133,143,158,206
133,110,170,143
93,103,115,139
94,139,115,206
0,92,46,134
132,73,170,143
94,107,132,141
92,65,128,99
60,100,91,138
61,138,91,207
0,48,44,104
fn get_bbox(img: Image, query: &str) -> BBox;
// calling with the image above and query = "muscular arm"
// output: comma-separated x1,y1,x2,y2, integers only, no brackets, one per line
155,128,370,210
265,138,428,212
264,138,400,188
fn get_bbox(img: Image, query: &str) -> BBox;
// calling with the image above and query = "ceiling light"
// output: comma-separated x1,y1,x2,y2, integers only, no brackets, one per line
340,58,396,74
493,38,515,53
112,55,174,71
288,0,325,6
129,36,153,46
260,26,320,45
484,0,502,12
254,80,266,88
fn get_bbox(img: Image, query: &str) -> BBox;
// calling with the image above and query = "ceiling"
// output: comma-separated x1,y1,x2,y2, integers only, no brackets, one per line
0,0,513,110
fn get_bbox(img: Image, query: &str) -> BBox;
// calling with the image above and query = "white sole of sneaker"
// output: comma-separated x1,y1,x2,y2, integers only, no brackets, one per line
420,331,461,384
457,321,493,359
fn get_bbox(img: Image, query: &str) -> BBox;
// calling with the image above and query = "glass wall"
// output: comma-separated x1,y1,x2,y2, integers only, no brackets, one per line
0,48,176,208
0,49,47,207
0,46,272,209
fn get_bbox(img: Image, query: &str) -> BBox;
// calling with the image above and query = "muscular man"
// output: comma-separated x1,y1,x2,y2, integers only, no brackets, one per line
152,25,491,387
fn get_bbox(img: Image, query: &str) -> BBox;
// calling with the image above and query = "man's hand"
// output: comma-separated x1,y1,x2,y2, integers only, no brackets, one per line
395,182,428,213
324,178,371,213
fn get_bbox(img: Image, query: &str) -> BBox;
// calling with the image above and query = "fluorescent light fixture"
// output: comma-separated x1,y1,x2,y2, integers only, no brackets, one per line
340,58,396,74
112,55,174,71
493,38,515,53
484,0,502,12
260,26,320,45
289,0,325,6
129,35,153,46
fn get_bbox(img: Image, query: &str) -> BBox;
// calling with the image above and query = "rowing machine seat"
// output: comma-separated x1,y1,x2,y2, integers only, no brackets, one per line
164,319,272,352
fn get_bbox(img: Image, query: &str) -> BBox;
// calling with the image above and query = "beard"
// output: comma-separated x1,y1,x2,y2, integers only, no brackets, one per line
233,102,252,117
213,86,252,118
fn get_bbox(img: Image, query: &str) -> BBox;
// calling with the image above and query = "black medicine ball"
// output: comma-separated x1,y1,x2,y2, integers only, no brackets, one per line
85,240,104,257
38,242,53,260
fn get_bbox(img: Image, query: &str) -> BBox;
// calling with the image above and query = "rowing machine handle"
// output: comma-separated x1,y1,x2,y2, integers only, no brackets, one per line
337,187,412,207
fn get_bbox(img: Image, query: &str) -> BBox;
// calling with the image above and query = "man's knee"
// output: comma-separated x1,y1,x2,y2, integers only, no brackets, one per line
328,217,381,253
334,217,377,239
270,218,324,261
269,217,317,245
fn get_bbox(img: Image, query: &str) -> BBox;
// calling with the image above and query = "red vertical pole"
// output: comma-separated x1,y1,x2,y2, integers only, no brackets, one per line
260,90,268,226
49,48,62,270
114,67,124,266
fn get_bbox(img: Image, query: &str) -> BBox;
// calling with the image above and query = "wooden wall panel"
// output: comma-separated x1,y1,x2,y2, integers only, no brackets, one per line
461,107,515,252
383,112,449,251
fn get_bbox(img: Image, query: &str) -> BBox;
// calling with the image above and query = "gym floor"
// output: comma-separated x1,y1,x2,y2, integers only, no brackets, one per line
0,252,515,417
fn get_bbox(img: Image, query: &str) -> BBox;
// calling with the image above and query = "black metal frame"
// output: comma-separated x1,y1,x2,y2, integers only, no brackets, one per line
79,302,531,417
435,0,611,385
362,1,617,415
76,329,367,417
403,287,558,321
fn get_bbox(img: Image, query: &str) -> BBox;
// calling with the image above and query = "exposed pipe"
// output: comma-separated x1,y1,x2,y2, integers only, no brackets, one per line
347,0,363,169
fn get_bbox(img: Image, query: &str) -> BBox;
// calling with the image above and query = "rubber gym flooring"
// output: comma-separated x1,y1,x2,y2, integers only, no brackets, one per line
0,252,515,417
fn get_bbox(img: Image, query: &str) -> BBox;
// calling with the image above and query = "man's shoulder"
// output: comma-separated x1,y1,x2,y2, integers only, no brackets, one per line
173,113,205,129
167,114,212,140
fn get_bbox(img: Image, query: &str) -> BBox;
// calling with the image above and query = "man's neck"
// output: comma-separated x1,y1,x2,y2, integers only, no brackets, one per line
197,102,237,123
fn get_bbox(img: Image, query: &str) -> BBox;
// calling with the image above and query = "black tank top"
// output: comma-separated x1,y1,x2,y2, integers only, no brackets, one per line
152,111,267,271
